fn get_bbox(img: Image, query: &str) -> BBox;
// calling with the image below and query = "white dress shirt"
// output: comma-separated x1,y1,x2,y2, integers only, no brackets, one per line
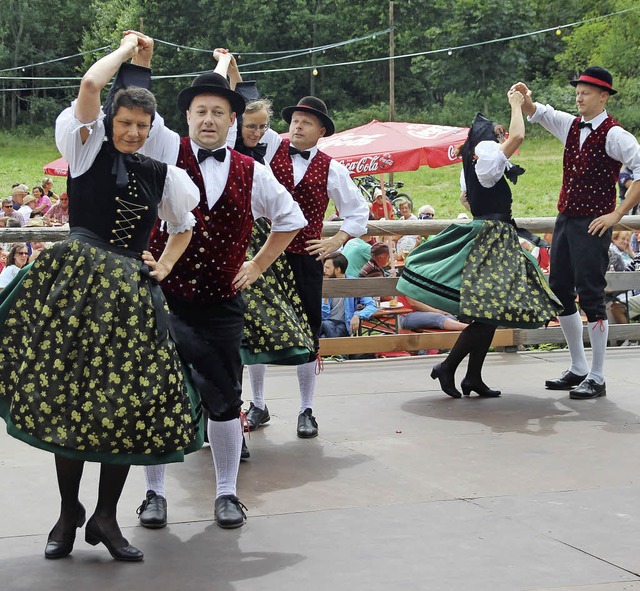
528,105,640,178
55,102,199,234
139,113,306,233
261,128,370,239
459,141,512,192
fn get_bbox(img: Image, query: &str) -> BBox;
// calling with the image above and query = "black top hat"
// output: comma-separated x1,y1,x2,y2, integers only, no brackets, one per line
177,72,246,115
281,96,335,137
569,66,617,95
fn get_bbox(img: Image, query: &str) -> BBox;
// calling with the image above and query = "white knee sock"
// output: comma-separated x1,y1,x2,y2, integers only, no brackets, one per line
143,464,166,497
587,320,608,384
248,364,267,410
558,312,589,375
297,360,318,414
207,418,242,498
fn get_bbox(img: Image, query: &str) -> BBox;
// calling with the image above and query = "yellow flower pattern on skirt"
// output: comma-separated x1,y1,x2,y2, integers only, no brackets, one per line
241,218,315,364
459,222,562,326
0,239,195,457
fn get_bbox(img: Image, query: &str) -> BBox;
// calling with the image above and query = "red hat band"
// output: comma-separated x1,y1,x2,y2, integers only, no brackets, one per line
575,75,613,91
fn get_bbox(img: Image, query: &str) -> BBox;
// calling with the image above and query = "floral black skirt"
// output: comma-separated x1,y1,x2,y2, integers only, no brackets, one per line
0,238,203,465
241,218,315,365
397,220,562,328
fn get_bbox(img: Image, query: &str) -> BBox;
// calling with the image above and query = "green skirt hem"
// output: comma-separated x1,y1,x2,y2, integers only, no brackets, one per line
240,346,312,366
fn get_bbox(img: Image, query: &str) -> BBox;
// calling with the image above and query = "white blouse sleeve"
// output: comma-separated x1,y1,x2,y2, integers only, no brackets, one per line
474,140,511,188
158,166,199,234
54,100,107,178
250,163,307,232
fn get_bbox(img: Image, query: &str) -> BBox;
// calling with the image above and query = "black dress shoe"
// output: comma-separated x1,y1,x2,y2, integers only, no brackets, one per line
545,370,587,390
85,516,144,561
460,378,501,397
297,408,318,438
569,379,606,399
245,402,270,431
214,495,247,529
136,490,167,529
44,503,86,559
241,435,250,461
430,363,462,398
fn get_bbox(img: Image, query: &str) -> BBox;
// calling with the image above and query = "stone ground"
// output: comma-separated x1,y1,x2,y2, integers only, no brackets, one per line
2,348,640,591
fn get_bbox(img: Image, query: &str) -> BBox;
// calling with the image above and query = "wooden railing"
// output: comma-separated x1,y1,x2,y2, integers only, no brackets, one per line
4,216,640,356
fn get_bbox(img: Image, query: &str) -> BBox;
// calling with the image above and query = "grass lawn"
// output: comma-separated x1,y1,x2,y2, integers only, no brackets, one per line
1,130,566,220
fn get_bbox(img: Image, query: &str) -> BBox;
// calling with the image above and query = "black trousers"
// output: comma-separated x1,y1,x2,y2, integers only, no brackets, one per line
285,251,323,360
165,293,245,422
549,213,611,322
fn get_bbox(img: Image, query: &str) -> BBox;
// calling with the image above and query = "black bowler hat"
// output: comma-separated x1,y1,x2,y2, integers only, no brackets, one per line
281,96,335,136
570,66,617,95
177,72,246,115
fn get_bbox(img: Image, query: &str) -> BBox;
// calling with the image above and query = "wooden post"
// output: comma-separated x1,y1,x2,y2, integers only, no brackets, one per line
388,1,395,186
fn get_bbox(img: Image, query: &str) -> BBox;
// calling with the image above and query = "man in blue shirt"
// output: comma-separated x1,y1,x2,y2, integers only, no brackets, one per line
321,252,377,337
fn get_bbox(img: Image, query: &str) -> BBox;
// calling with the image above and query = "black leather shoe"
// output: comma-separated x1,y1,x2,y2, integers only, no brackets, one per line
214,495,247,529
44,503,86,559
569,379,606,399
461,378,501,398
297,408,318,438
245,402,270,431
545,370,587,390
85,516,144,562
136,490,167,529
430,363,462,398
241,436,250,461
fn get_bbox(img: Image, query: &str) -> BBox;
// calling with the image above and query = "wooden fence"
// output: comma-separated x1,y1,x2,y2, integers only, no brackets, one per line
4,216,640,356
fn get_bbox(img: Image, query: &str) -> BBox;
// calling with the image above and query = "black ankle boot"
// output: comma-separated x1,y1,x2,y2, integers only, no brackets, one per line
431,363,462,398
461,377,501,397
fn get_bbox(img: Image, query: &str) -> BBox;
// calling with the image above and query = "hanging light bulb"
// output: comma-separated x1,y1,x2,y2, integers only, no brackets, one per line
556,28,562,35
312,68,318,76
447,49,453,56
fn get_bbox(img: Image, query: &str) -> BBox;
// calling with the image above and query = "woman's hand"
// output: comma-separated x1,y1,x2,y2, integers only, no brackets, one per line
124,30,154,68
507,89,524,108
142,250,172,281
233,260,262,290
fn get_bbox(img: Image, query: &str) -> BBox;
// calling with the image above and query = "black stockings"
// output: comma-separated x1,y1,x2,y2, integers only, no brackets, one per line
441,321,497,382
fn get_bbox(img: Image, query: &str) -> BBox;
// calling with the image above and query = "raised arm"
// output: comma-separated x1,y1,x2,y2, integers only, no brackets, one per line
499,90,525,159
75,34,145,137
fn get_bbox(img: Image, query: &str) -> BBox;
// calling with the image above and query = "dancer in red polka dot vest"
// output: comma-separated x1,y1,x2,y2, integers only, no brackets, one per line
513,67,640,399
244,96,370,439
121,34,306,530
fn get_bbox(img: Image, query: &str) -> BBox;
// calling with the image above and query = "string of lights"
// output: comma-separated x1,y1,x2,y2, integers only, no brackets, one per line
1,6,637,91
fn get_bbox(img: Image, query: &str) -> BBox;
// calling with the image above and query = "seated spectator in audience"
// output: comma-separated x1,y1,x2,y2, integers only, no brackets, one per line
44,191,69,225
0,245,6,273
395,201,423,258
0,243,30,291
535,232,553,273
342,237,372,276
42,178,59,203
10,184,29,211
320,253,377,337
359,242,391,278
0,199,25,226
27,241,47,263
417,204,435,221
370,188,394,220
397,295,468,331
609,231,634,269
31,185,52,215
17,195,37,222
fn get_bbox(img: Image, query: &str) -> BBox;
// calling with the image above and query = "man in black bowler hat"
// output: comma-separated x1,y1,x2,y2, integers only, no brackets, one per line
121,33,306,530
243,94,369,439
512,68,640,399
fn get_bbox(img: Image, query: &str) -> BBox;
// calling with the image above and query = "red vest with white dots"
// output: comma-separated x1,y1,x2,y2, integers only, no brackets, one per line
270,138,332,254
559,116,621,216
149,137,254,303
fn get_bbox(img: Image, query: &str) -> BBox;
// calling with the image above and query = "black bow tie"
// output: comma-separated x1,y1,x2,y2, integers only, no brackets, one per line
578,121,593,130
288,145,311,160
197,147,227,163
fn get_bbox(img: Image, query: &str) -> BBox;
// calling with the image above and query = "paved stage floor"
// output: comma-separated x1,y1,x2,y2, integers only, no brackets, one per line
2,348,640,591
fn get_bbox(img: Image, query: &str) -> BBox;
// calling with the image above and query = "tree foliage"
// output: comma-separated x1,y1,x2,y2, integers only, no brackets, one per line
1,0,639,132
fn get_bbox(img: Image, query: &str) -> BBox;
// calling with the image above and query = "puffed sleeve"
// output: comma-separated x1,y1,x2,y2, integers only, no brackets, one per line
54,99,106,178
474,140,511,188
157,166,199,234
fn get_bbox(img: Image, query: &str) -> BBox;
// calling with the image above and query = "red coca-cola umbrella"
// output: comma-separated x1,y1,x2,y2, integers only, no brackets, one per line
42,156,68,177
317,119,469,177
